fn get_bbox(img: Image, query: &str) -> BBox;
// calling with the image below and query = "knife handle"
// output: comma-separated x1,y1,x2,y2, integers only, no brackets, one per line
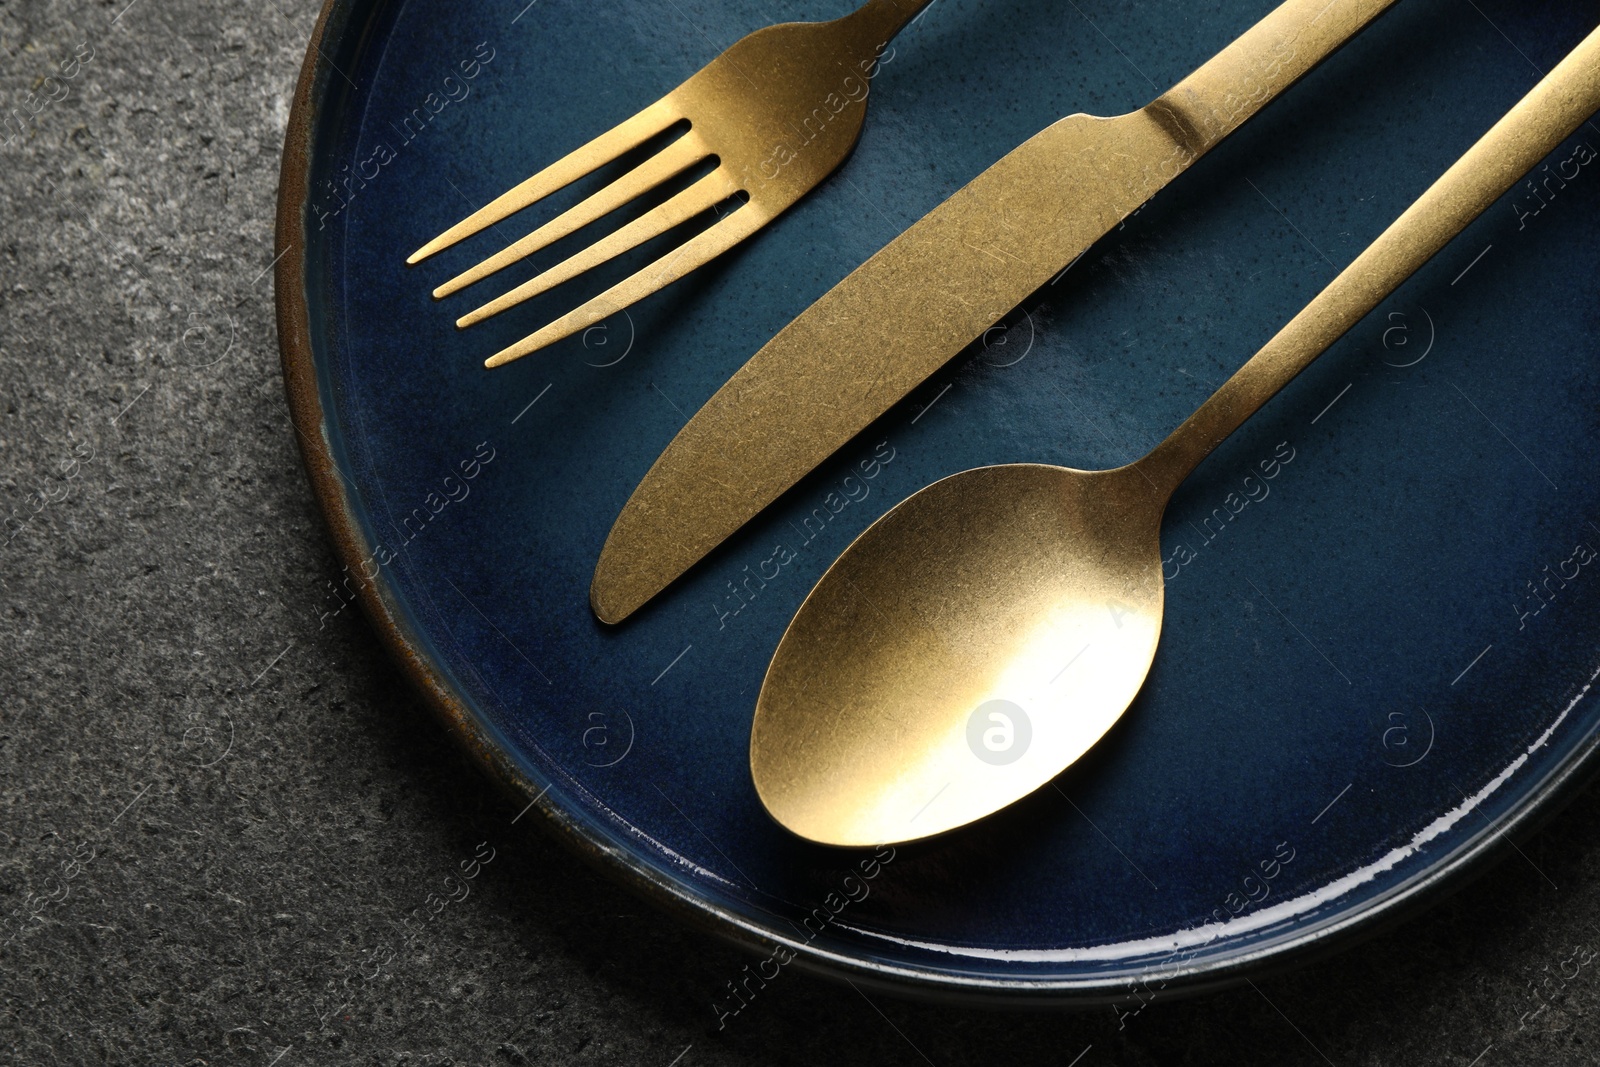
847,0,941,46
1151,0,1400,157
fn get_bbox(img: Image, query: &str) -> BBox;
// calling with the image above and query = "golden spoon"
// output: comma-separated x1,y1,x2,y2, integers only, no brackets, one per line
751,24,1600,848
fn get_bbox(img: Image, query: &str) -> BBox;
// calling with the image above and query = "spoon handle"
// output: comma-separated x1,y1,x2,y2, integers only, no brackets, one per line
1138,23,1600,496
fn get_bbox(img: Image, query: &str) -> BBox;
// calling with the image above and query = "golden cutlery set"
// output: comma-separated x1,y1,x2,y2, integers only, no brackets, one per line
409,0,1600,847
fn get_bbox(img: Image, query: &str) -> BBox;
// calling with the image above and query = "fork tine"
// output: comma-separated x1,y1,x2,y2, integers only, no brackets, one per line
406,99,680,266
456,169,742,329
483,205,769,368
433,133,711,299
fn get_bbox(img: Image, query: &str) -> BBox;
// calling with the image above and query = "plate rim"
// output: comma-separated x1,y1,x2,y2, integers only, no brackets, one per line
274,0,1600,1004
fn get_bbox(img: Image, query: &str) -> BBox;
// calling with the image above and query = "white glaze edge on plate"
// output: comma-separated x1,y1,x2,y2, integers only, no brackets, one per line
589,788,753,896
830,657,1600,964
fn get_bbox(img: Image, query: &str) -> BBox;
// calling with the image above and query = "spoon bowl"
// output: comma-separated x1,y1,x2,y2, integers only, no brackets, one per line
752,464,1166,847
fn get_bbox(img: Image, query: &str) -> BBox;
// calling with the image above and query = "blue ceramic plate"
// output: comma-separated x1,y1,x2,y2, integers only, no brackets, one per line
276,0,1600,1001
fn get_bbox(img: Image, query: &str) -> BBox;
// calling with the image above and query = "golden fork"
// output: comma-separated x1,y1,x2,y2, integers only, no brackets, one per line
408,0,936,367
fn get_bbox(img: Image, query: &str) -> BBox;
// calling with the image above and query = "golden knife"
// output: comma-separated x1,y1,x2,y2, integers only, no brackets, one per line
592,0,1402,624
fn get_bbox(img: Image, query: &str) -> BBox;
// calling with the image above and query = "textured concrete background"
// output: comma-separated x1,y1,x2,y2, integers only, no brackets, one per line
3,0,1600,1064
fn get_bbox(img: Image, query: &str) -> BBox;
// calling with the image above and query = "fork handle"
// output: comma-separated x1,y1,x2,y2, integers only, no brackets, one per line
1152,0,1401,156
1140,20,1600,497
847,0,941,48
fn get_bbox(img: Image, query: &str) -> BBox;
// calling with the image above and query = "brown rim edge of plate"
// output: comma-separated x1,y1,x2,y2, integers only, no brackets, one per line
271,0,1600,1007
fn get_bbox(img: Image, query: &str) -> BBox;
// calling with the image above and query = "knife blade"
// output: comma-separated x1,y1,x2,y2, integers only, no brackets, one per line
592,0,1400,624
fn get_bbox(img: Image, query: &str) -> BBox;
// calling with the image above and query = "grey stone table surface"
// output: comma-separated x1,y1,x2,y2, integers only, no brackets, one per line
2,1,1599,1064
